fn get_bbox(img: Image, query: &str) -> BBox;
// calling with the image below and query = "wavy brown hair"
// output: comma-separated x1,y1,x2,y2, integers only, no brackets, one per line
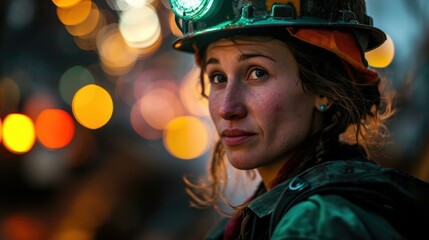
184,32,395,217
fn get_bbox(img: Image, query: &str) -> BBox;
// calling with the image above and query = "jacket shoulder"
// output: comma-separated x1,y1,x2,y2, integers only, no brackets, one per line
271,194,403,239
270,159,429,239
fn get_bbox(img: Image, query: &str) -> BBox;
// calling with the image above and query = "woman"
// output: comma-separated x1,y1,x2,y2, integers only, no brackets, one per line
169,0,429,239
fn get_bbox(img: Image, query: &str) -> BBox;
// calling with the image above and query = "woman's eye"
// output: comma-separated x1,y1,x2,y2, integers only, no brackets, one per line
249,68,268,80
209,74,227,84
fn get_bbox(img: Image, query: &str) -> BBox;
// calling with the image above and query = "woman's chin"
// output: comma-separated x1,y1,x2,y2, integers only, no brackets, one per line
227,156,258,170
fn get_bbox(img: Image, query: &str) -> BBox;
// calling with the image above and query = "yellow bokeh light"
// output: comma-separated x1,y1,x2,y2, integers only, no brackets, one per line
163,116,210,160
56,0,92,26
365,34,395,68
2,114,36,154
72,84,114,129
52,0,82,8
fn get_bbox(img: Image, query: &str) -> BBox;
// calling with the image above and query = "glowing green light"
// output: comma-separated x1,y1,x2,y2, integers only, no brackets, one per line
170,0,217,20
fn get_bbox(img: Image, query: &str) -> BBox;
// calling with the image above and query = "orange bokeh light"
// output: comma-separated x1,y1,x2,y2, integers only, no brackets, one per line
65,3,100,37
56,0,92,26
35,109,75,149
97,25,137,75
52,0,82,8
1,213,47,240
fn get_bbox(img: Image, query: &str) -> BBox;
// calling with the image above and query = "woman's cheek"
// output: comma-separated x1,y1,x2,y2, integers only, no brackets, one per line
208,95,220,121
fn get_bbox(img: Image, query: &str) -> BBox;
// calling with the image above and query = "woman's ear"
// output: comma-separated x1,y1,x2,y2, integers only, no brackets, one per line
315,95,333,112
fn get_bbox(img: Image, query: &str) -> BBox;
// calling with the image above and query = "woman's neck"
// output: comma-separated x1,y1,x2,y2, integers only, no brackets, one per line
257,158,290,189
260,136,321,190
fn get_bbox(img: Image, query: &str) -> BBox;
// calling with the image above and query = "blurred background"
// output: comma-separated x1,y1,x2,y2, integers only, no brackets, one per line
0,0,428,239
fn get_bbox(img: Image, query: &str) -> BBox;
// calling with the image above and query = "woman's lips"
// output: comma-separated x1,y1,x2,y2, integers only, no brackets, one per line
221,129,255,146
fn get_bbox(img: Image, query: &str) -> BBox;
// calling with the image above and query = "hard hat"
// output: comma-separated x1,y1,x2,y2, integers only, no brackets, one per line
169,0,386,54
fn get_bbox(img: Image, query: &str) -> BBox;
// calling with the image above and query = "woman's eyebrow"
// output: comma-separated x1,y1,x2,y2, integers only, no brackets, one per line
206,57,219,66
239,53,276,62
205,53,276,66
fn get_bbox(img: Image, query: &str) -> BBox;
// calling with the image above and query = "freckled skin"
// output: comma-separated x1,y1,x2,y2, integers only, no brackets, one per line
206,37,317,184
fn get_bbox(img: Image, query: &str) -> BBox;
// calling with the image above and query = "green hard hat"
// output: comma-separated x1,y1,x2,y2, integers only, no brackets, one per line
169,0,386,53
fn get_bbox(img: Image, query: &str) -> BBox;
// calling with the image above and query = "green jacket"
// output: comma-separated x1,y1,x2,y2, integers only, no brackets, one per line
205,159,429,239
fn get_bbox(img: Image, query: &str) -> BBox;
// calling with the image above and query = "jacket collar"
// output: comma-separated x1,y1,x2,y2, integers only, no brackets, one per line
246,158,374,219
246,180,290,218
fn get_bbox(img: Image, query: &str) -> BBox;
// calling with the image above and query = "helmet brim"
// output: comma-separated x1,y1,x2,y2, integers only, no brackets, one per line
172,18,386,53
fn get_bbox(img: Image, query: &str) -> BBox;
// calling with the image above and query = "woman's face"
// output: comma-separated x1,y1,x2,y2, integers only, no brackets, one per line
205,37,317,179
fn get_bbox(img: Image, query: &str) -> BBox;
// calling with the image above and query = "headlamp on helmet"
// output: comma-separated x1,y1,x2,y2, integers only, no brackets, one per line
170,0,221,21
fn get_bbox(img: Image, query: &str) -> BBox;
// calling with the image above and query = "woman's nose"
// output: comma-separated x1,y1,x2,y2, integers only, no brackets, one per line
218,85,247,120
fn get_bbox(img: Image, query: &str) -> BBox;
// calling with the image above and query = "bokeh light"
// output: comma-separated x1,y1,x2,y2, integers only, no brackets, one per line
119,4,161,51
130,99,162,140
52,0,82,8
59,65,96,105
56,0,92,26
106,0,154,11
72,84,114,130
125,0,156,8
7,0,35,31
163,116,210,160
72,7,109,51
365,34,395,68
169,12,183,37
2,113,36,154
35,109,75,149
139,87,184,130
97,24,138,75
23,146,69,187
0,213,48,240
132,68,175,101
180,67,209,117
51,228,93,240
65,3,101,37
128,33,163,57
